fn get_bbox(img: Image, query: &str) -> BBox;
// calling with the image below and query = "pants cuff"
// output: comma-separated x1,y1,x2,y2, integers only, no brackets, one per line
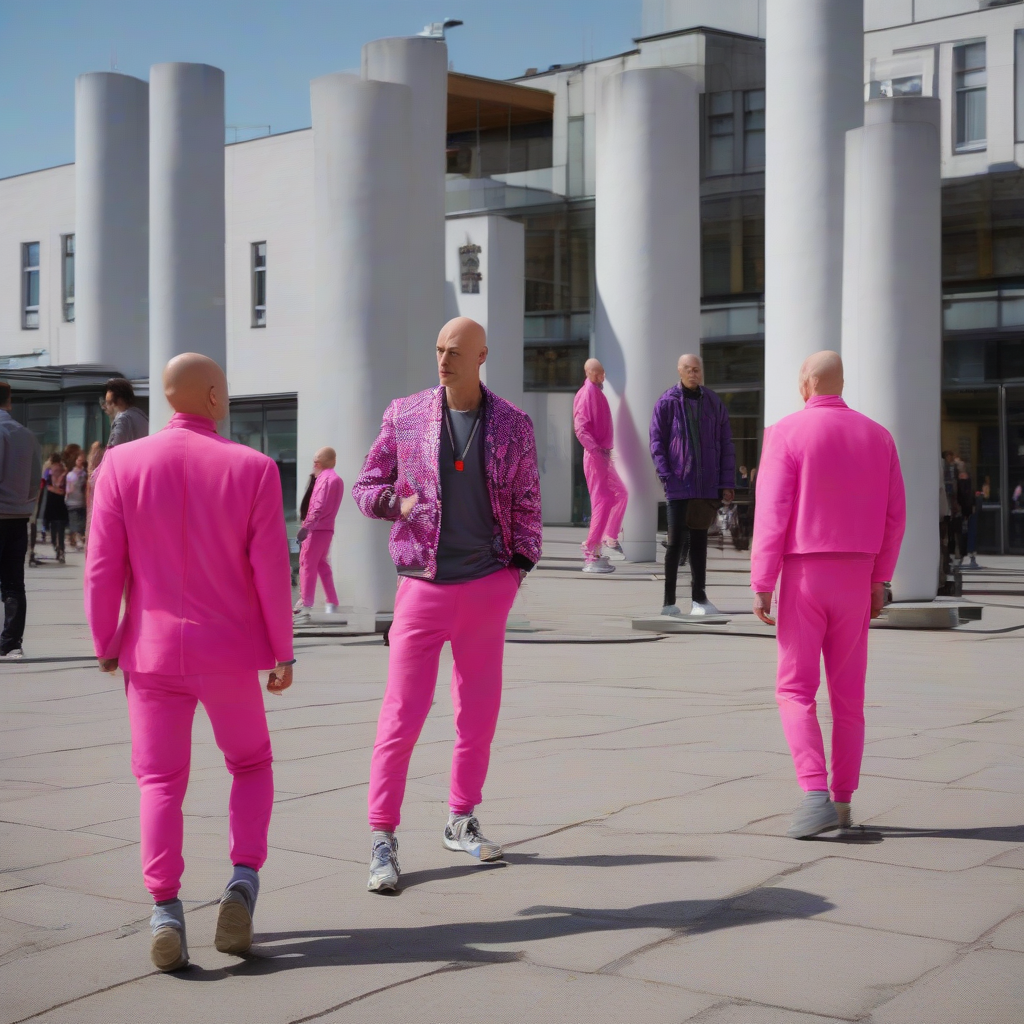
369,823,397,834
832,790,853,803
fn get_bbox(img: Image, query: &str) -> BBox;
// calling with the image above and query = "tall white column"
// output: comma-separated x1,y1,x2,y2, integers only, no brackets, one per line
842,98,942,602
305,72,412,618
148,63,226,431
75,73,149,379
764,0,863,425
594,68,701,562
362,37,448,393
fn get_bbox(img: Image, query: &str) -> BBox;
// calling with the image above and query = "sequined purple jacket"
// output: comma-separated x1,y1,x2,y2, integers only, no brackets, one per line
352,385,543,580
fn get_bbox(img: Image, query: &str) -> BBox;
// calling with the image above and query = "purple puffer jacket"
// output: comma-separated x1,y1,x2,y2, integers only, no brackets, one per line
352,384,543,580
650,384,736,500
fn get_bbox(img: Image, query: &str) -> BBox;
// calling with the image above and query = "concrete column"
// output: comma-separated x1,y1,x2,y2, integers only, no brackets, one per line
148,63,226,431
75,73,149,379
842,98,942,602
444,215,525,411
594,68,701,562
305,72,412,619
764,0,863,426
362,37,448,394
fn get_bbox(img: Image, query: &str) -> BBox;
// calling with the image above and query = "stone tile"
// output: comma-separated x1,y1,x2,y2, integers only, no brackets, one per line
871,949,1024,1024
989,912,1024,952
682,1005,846,1024
0,820,134,873
620,918,955,1019
0,781,139,830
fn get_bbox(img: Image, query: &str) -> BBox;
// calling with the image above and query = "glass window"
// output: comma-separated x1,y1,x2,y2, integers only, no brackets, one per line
62,234,75,322
954,41,987,152
22,242,40,329
707,91,734,176
1016,30,1024,142
702,341,764,387
567,116,585,196
701,194,764,299
251,242,266,327
743,90,765,172
230,397,298,519
524,343,588,392
942,389,1000,552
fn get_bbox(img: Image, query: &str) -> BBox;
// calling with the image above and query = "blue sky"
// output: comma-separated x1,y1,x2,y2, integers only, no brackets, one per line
0,1,642,180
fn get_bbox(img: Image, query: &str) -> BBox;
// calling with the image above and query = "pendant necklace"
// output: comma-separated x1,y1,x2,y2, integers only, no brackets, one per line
444,400,481,472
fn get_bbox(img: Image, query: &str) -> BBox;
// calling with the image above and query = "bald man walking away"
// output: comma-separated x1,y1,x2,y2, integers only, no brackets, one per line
294,446,344,626
353,316,542,893
752,352,906,839
85,354,294,971
573,359,628,574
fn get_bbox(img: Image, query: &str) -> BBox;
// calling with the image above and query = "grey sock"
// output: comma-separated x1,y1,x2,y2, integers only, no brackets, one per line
226,865,259,914
150,898,185,935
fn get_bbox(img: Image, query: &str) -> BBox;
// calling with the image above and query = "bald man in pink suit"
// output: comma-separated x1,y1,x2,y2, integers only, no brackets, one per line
85,354,294,972
751,351,906,839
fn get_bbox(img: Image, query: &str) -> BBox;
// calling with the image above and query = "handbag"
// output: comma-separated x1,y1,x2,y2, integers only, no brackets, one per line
685,498,720,530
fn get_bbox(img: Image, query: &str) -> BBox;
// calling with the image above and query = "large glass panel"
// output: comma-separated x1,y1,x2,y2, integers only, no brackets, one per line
702,341,764,387
1005,386,1024,551
701,198,732,298
715,390,762,496
944,296,998,331
707,91,734,176
230,404,264,451
567,116,585,196
944,389,1000,553
743,89,765,171
266,405,298,520
64,400,88,450
524,344,588,391
742,194,765,292
25,401,62,460
943,338,997,384
955,42,987,149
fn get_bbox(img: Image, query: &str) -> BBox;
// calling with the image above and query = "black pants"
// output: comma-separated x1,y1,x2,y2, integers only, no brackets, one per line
0,518,29,654
664,499,708,607
50,518,66,558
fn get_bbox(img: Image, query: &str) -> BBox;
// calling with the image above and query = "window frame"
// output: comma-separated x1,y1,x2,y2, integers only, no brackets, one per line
742,89,765,172
251,241,267,328
61,234,75,323
954,40,987,153
705,90,735,177
22,241,40,330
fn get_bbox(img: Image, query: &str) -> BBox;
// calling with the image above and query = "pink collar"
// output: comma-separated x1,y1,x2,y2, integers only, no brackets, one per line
804,395,848,410
168,412,219,433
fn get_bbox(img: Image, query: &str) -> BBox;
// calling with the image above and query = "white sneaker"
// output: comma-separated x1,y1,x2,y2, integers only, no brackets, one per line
367,831,400,892
690,599,721,616
293,609,312,626
0,647,24,659
604,541,626,561
292,598,304,613
660,605,681,617
583,556,615,574
443,814,503,861
324,603,340,614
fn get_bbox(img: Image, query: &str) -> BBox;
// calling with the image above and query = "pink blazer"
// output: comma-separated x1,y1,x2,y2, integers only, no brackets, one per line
751,396,907,593
302,467,343,532
84,413,294,674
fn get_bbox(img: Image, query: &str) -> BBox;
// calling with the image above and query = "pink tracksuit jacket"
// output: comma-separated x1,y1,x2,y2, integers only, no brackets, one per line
751,395,907,592
303,467,344,532
84,413,294,673
573,379,614,452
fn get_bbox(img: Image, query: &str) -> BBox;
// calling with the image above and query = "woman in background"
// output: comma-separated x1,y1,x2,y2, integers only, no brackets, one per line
65,450,88,550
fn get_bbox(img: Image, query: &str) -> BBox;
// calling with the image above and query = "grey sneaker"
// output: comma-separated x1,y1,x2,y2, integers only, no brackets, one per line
690,599,721,616
787,791,840,839
443,814,503,861
293,609,312,627
150,900,189,971
835,802,852,829
367,831,400,892
604,541,626,561
582,556,614,574
660,605,682,617
215,866,258,954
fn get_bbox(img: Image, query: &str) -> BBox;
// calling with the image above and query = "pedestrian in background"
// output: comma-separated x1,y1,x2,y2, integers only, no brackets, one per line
44,454,69,563
293,446,344,625
65,451,87,550
103,377,149,448
84,442,105,546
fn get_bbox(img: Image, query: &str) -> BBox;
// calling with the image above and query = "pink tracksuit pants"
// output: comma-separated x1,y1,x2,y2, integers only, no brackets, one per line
583,450,628,557
300,530,338,607
125,671,274,902
775,555,873,804
368,568,520,832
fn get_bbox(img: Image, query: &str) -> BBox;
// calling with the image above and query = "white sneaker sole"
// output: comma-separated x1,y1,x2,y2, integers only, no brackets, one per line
214,894,253,954
367,872,399,893
151,926,188,971
442,835,504,862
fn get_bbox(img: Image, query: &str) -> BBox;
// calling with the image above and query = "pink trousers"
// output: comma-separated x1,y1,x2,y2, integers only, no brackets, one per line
300,530,338,607
125,671,274,902
775,555,873,803
368,568,520,832
583,450,628,557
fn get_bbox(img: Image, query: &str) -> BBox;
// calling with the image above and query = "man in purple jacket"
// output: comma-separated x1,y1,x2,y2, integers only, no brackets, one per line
650,353,735,616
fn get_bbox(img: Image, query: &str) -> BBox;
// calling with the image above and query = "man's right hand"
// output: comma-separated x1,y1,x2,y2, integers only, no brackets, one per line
752,592,776,626
267,663,293,694
98,658,118,674
400,494,418,519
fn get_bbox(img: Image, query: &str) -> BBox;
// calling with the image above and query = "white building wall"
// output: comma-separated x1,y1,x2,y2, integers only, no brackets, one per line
523,391,575,524
643,0,766,39
0,165,76,366
225,129,314,400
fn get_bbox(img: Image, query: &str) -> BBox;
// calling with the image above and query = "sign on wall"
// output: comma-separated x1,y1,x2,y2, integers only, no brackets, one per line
459,243,482,294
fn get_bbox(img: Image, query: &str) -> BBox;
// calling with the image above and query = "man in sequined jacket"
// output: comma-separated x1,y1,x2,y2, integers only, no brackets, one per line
352,316,542,893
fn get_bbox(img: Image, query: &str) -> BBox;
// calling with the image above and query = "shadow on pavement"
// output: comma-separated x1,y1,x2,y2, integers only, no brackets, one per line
171,886,834,978
870,824,1024,842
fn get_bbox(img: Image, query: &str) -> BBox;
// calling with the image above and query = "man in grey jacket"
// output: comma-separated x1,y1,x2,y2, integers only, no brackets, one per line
104,377,149,447
0,381,42,658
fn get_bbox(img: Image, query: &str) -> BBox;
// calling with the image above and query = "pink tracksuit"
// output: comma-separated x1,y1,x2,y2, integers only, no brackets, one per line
573,379,627,558
751,396,906,802
85,413,293,901
299,467,344,607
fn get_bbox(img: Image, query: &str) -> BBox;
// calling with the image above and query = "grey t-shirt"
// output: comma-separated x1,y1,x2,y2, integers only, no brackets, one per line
433,407,503,583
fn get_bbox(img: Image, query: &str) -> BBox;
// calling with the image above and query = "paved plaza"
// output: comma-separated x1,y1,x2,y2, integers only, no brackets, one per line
2,527,1024,1023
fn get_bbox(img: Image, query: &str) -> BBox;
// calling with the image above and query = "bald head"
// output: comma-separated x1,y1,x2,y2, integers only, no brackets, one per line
313,446,336,473
678,353,703,390
799,350,844,401
584,358,605,386
437,317,487,405
163,353,229,421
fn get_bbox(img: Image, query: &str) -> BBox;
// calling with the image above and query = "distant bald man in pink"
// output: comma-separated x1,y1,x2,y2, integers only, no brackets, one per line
751,351,906,839
85,354,294,971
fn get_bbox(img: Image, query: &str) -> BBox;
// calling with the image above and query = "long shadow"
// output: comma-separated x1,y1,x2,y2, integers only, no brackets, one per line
173,886,833,980
396,853,714,890
871,824,1024,842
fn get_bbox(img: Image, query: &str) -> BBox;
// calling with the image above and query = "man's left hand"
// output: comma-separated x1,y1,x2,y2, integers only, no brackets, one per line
296,527,308,542
98,658,118,674
267,663,293,694
752,592,775,626
722,489,735,505
870,582,887,619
